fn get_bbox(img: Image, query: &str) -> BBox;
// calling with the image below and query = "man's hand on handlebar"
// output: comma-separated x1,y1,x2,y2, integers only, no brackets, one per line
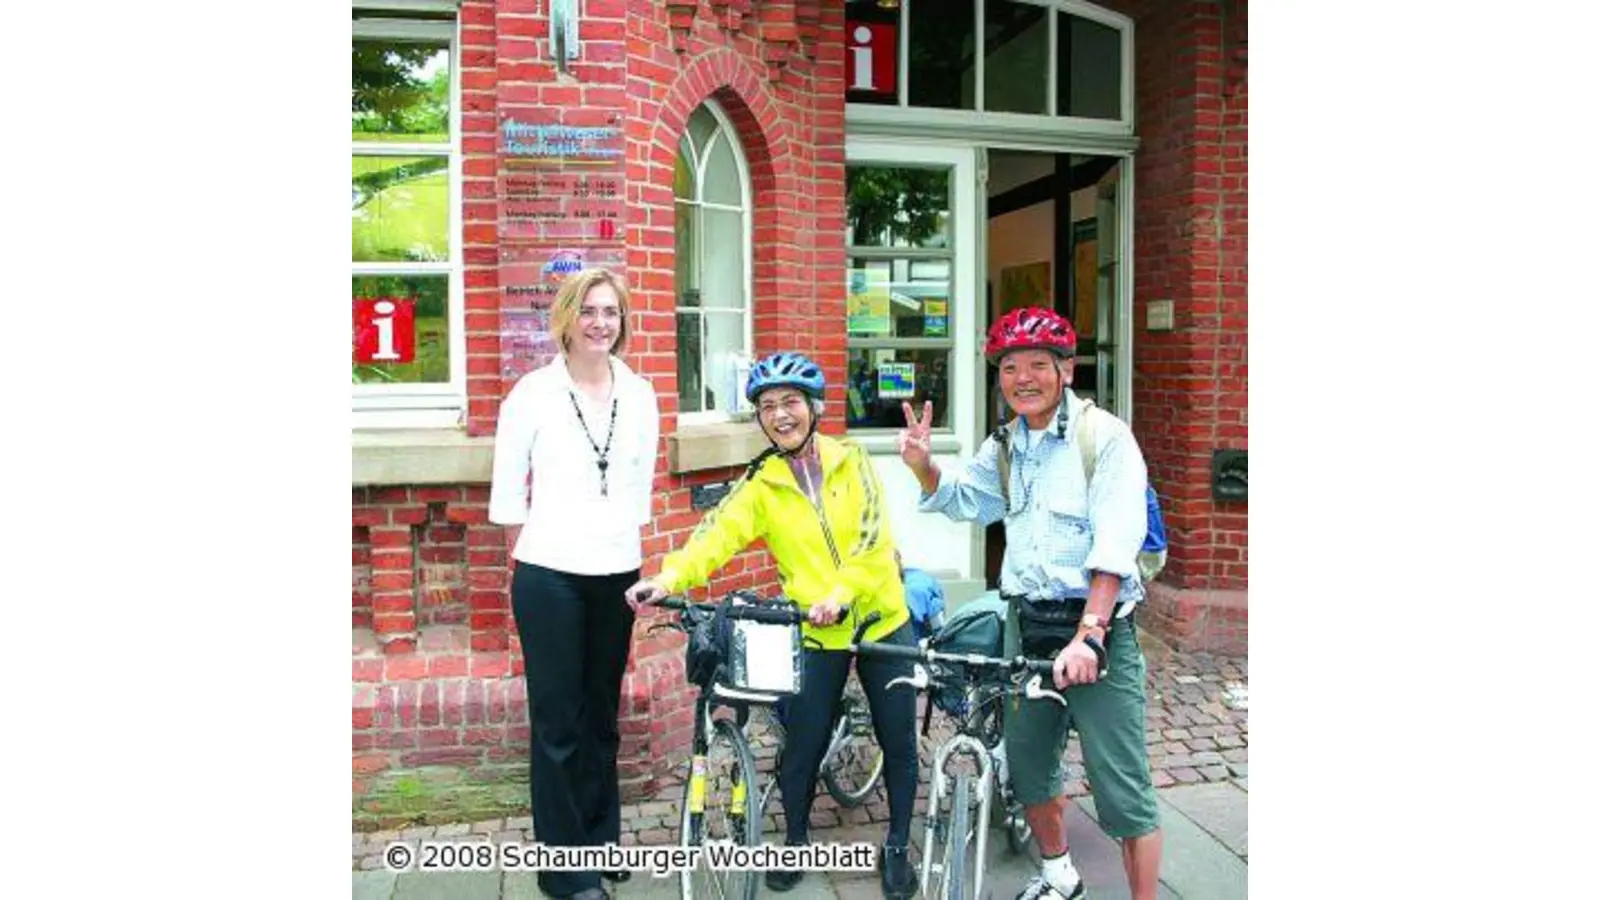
623,578,668,613
1053,638,1102,688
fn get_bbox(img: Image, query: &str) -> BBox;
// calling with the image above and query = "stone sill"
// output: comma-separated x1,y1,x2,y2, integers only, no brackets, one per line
667,419,768,474
352,428,495,487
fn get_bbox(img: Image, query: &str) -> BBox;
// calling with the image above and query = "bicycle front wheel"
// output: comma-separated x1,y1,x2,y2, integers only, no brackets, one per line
821,690,885,807
679,715,761,900
940,772,971,900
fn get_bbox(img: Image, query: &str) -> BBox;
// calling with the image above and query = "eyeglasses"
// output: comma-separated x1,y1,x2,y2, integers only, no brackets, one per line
757,395,809,417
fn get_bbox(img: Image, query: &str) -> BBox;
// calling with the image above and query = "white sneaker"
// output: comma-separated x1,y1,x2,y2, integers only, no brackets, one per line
1015,873,1085,900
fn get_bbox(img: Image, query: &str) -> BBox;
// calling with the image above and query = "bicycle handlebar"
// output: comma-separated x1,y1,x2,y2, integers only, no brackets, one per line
646,593,845,626
848,610,1061,678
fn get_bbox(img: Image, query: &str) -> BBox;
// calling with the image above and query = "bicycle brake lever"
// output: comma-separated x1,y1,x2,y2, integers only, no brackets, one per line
1023,673,1068,708
886,663,930,692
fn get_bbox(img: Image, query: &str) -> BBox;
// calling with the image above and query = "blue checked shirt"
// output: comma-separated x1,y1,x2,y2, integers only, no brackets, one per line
919,400,1149,606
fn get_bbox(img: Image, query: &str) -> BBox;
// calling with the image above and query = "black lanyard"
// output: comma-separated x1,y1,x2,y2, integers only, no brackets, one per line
567,390,619,497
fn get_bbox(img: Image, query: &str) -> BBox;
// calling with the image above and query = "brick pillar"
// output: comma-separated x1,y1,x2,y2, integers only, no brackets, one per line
1125,0,1248,652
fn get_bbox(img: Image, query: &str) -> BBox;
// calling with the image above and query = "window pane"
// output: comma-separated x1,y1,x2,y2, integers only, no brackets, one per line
675,140,695,200
700,207,745,308
676,312,704,413
847,258,952,339
908,0,976,110
675,201,699,305
846,348,951,430
352,40,450,142
353,155,450,262
1057,14,1122,120
353,274,450,384
984,0,1049,114
847,165,950,249
703,133,742,206
701,311,745,414
688,105,719,159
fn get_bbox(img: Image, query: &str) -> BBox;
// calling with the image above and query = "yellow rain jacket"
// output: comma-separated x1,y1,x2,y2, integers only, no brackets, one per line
656,434,911,650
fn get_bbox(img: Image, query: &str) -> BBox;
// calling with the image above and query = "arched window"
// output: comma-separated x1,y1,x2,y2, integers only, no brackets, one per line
674,101,753,421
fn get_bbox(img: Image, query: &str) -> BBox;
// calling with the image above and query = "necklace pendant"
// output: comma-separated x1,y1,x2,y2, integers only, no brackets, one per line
597,459,609,473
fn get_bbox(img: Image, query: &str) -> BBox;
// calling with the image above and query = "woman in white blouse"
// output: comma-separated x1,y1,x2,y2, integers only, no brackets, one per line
489,267,660,900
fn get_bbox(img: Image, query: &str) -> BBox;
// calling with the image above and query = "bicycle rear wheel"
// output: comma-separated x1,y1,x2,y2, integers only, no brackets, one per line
821,687,885,807
679,715,760,900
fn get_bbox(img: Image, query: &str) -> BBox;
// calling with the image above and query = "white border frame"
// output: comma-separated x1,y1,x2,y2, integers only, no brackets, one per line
675,98,755,427
351,14,467,429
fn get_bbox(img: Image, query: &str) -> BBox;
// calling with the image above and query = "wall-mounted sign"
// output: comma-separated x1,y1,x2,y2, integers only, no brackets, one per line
845,20,897,102
353,297,415,364
877,362,916,399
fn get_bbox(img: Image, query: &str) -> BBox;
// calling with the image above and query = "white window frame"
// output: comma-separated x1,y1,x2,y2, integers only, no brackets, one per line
847,0,1135,140
674,99,755,427
352,9,466,430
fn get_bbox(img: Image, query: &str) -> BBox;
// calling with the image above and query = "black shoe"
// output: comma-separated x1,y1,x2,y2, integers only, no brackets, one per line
765,869,803,892
766,836,807,892
881,844,916,900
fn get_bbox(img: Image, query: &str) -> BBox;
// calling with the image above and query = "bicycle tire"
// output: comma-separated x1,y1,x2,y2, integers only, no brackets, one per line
822,695,885,807
942,772,970,900
678,716,761,900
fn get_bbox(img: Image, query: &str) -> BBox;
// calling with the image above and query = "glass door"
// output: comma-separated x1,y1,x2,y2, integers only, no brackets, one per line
844,138,985,598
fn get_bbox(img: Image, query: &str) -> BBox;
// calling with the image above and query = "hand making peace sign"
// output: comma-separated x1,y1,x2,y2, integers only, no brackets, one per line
896,401,934,472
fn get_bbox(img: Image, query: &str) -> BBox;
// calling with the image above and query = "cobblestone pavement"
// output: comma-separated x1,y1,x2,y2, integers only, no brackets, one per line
354,636,1246,873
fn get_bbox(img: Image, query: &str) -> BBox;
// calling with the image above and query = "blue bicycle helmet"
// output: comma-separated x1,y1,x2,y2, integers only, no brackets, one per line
745,351,826,403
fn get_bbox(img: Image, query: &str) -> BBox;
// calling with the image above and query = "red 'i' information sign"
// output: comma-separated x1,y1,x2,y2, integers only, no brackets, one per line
353,297,416,363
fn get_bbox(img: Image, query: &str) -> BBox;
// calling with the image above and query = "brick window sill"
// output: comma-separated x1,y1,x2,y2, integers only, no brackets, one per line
667,418,769,474
352,428,495,486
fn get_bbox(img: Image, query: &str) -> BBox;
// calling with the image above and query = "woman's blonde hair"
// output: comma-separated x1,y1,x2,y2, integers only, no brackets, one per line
549,267,632,356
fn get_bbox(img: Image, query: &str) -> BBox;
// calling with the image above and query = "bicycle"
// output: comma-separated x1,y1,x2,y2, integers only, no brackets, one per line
644,592,883,900
849,610,1076,900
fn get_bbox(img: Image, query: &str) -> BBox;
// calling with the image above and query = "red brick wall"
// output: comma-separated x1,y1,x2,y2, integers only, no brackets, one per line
1107,0,1248,594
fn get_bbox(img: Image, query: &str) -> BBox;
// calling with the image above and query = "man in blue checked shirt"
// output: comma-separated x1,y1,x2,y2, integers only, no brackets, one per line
896,306,1162,900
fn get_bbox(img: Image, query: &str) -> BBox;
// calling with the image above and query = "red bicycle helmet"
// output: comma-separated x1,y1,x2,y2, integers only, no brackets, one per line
985,306,1077,363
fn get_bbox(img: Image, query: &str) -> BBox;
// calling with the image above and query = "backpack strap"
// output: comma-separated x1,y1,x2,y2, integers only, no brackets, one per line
1075,396,1099,485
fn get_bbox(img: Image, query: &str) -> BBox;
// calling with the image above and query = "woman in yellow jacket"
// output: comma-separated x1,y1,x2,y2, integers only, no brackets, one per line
625,351,918,899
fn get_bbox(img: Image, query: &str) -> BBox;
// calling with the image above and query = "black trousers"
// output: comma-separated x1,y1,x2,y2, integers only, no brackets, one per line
777,621,919,848
511,562,638,897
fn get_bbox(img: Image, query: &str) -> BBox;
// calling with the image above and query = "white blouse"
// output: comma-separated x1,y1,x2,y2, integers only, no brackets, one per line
488,355,661,576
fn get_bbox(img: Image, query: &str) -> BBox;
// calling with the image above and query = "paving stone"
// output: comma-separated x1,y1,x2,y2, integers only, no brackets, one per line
393,871,499,900
352,870,397,900
1159,782,1248,859
1170,767,1202,784
1199,765,1230,782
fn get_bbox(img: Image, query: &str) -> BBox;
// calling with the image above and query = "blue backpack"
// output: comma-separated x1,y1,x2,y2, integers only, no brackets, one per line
902,566,947,641
994,396,1168,583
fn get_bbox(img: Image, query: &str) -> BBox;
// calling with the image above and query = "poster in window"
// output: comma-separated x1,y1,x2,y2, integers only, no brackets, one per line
923,298,948,336
847,268,892,336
